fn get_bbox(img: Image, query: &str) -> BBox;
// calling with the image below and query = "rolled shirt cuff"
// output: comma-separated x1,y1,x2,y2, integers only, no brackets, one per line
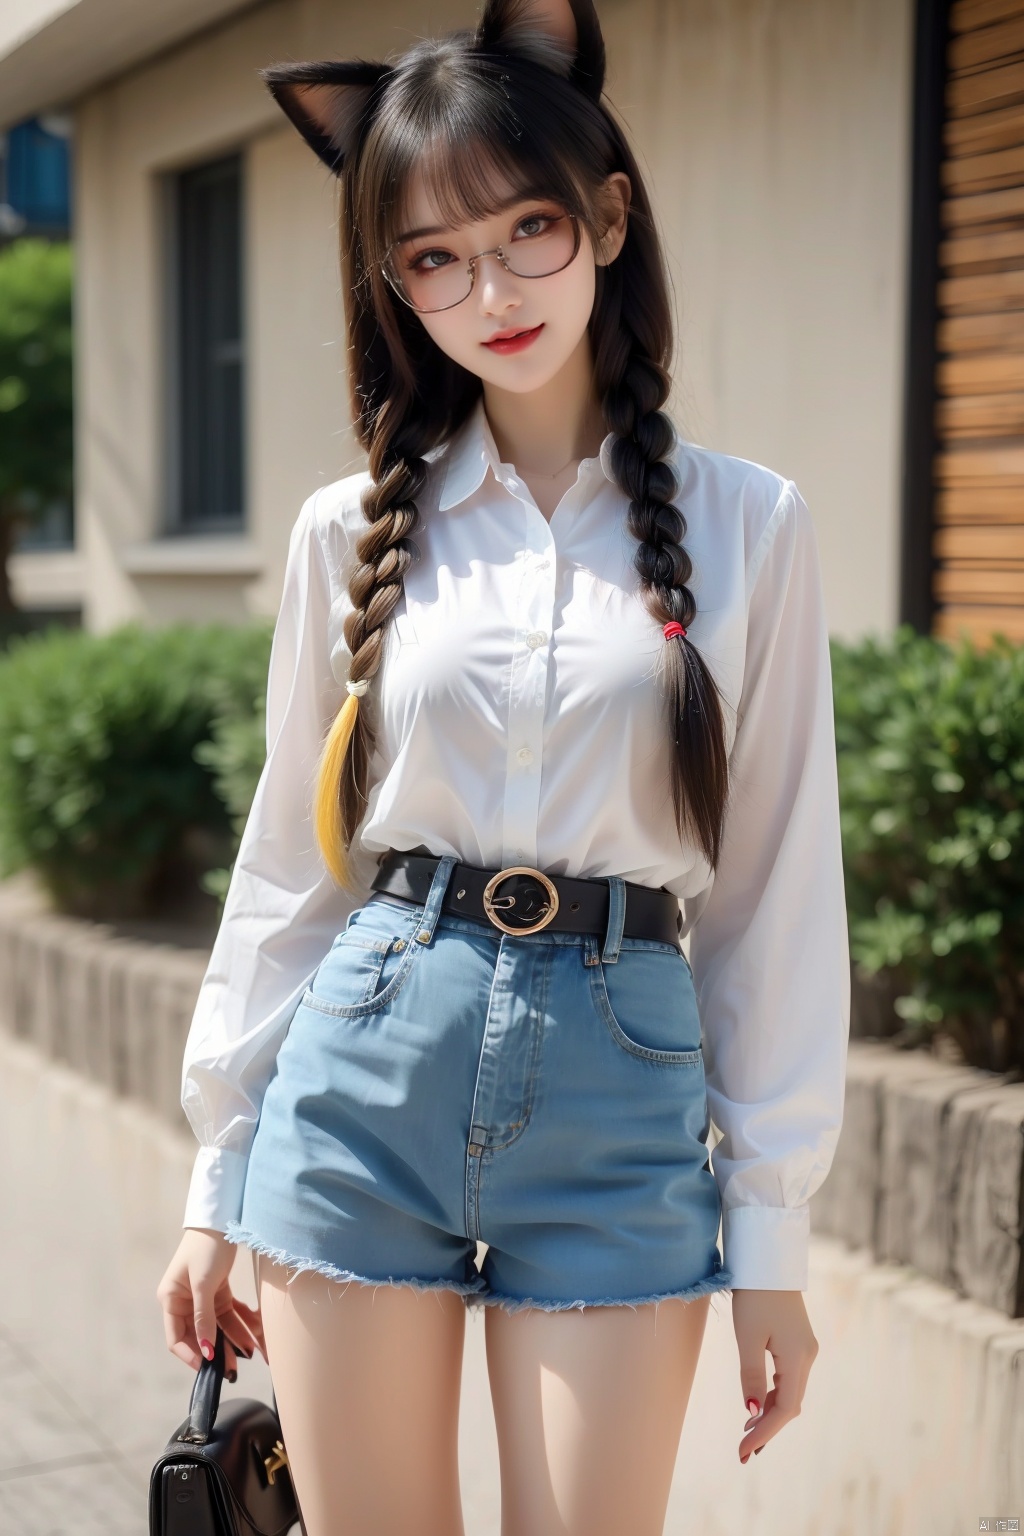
182,1146,249,1235
721,1203,810,1290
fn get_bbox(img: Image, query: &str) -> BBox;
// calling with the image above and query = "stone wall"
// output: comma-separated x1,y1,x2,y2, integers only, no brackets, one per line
0,873,208,1132
810,1041,1024,1319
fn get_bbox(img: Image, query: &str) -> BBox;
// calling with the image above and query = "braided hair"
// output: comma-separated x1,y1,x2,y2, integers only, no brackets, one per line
262,0,730,892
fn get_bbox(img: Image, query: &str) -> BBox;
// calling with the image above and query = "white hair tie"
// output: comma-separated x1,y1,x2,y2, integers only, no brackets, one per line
346,677,370,697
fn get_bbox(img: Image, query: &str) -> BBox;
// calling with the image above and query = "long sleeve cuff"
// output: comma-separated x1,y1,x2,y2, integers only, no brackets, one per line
722,1203,810,1290
182,1146,250,1234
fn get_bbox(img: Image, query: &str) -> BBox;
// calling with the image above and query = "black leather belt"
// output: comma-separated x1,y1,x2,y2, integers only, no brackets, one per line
369,846,683,947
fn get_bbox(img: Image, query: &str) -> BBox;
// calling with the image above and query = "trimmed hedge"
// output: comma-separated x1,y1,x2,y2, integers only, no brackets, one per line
831,625,1024,1074
0,620,271,919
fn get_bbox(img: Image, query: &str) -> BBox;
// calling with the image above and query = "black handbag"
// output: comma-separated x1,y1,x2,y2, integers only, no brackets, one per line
149,1325,304,1536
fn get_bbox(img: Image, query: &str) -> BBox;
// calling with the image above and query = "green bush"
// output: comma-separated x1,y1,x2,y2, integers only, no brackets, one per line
831,624,1024,1073
0,620,272,918
194,683,270,909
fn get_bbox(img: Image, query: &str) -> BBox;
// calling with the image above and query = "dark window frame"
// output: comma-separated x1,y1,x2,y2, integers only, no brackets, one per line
163,149,246,535
899,0,951,633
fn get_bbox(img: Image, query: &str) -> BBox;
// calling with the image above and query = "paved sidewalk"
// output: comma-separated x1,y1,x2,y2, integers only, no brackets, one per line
3,1028,923,1535
0,1032,517,1533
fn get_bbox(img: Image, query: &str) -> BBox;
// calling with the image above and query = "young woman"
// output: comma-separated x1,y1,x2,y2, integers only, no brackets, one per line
156,2,850,1532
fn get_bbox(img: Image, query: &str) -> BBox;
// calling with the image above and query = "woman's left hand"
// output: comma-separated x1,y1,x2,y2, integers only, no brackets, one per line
731,1289,819,1464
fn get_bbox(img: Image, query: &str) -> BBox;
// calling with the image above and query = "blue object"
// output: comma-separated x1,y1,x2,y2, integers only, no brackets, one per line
5,118,70,230
226,855,734,1313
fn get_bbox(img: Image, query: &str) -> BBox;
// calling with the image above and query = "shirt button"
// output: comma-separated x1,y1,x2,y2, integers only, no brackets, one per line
526,630,547,649
517,746,534,765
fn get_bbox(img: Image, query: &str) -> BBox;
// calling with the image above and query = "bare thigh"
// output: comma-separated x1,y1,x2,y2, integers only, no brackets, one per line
485,1294,711,1536
255,1253,467,1536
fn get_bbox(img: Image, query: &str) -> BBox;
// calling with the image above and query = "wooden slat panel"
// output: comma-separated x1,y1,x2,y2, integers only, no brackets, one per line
940,228,1024,273
936,487,1024,519
936,390,1024,434
944,101,1024,154
935,445,1024,482
936,6,1024,645
933,605,1024,642
947,59,1024,114
937,309,1024,350
942,140,1024,191
951,0,1024,35
949,16,1024,71
935,568,1024,598
942,184,1024,228
935,524,1024,557
938,267,1024,311
937,351,1024,391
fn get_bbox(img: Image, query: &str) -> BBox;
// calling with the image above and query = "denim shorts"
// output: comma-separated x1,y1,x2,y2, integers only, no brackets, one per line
226,854,733,1313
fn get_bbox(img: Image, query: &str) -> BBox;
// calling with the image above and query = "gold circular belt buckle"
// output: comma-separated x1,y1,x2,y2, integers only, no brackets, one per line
482,866,560,936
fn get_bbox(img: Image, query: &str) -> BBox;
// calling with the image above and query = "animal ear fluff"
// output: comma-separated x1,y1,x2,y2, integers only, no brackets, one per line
258,60,393,176
260,4,605,177
475,0,606,101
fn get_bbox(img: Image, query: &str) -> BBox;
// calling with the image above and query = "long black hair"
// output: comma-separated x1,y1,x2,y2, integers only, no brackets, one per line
260,0,730,891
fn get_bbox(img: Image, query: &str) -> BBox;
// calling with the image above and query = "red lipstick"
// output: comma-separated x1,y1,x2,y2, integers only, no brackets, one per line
482,323,544,355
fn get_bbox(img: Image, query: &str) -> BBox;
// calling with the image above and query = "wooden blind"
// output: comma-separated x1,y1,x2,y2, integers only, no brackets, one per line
934,0,1024,643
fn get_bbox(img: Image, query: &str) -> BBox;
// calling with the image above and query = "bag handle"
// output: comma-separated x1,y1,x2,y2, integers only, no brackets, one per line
178,1324,280,1445
178,1325,226,1444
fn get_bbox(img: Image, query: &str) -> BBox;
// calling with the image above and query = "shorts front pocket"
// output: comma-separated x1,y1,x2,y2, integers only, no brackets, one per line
588,941,703,1066
302,909,422,1018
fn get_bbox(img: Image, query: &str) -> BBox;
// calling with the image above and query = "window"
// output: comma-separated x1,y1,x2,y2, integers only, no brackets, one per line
168,151,245,531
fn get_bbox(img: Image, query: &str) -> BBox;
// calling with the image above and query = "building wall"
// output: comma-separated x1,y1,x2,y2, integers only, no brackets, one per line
599,0,916,642
52,0,914,640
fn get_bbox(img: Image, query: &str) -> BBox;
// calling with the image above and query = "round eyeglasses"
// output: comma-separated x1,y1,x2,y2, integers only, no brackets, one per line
381,211,582,315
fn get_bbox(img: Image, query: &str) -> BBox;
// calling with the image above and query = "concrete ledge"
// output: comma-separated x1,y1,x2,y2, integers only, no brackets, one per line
0,873,209,1134
810,1040,1024,1318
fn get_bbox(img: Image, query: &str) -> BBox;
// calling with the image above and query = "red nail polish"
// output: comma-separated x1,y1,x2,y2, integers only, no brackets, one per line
200,1338,214,1360
745,1397,760,1416
740,1453,750,1465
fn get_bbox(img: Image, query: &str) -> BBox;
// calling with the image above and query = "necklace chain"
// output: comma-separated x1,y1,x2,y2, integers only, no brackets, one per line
516,454,580,480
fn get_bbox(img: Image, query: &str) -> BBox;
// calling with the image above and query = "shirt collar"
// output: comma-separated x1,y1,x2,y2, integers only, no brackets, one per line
436,395,617,512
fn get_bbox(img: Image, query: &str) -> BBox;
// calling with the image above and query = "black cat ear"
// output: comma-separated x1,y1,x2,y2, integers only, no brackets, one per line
475,0,606,102
259,59,394,176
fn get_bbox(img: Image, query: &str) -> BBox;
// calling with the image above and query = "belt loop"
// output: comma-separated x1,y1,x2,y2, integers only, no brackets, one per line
601,876,626,964
415,855,458,945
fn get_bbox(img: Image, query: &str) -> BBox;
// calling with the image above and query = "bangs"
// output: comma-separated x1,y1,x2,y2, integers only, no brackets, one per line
356,54,594,264
389,132,577,248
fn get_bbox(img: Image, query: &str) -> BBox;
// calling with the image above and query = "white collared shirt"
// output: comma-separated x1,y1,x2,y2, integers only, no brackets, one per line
180,397,850,1291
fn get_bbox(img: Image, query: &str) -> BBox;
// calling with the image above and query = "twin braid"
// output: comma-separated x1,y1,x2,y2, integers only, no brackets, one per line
603,348,730,870
313,397,429,888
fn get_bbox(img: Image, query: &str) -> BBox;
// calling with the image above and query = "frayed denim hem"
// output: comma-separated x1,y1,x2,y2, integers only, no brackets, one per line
463,1266,735,1316
225,1222,490,1299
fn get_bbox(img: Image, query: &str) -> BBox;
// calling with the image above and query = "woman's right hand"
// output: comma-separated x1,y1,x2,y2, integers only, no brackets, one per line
156,1228,268,1379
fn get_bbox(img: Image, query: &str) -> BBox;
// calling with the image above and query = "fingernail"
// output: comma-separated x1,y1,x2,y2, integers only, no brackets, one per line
227,1369,237,1384
200,1338,214,1360
754,1447,762,1456
740,1453,750,1465
745,1397,760,1416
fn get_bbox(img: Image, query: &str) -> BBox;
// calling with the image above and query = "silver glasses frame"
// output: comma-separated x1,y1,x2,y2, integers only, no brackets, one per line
380,212,582,314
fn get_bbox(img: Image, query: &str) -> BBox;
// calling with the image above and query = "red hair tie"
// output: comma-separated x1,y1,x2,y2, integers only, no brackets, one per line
663,621,687,641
